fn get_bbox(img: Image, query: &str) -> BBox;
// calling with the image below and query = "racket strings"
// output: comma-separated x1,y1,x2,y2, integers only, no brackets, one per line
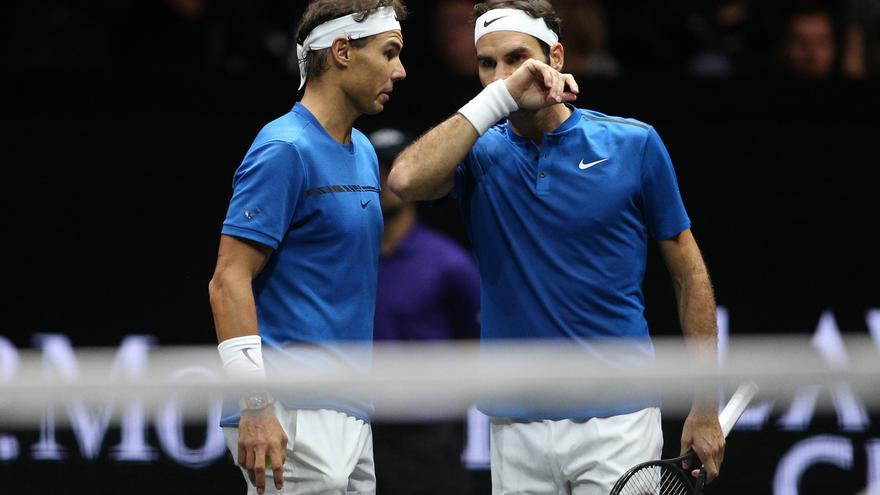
616,465,692,495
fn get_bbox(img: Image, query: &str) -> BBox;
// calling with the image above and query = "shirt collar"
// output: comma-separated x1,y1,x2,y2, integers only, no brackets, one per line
292,101,320,126
292,102,356,154
504,104,581,145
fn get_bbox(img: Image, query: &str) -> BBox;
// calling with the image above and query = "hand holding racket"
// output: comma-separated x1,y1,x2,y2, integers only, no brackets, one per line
609,382,759,495
680,404,725,483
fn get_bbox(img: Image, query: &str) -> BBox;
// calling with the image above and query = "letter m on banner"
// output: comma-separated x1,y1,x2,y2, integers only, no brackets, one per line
30,334,156,461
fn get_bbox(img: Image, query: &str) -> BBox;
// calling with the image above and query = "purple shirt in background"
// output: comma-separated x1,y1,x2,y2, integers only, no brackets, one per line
374,222,480,341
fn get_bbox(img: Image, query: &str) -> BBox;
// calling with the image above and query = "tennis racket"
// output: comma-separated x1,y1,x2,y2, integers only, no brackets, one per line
608,382,759,495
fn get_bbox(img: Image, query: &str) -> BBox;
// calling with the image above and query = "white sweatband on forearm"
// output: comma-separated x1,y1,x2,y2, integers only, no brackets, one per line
458,79,519,136
217,335,265,380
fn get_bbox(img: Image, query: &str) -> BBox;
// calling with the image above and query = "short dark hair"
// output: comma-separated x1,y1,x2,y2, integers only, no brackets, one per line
296,0,408,88
472,0,562,59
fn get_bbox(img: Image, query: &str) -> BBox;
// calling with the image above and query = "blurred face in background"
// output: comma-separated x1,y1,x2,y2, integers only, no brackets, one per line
434,0,478,75
785,13,836,78
166,0,205,18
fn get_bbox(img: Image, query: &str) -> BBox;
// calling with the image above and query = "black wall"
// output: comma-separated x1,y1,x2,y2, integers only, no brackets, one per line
4,74,877,341
1,73,878,494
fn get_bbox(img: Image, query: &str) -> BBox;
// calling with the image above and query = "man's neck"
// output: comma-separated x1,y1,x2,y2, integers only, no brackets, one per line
381,206,416,257
508,103,572,146
300,82,360,145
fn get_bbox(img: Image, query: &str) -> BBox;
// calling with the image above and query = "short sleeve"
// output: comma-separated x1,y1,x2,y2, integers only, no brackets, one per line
222,141,304,249
641,127,691,240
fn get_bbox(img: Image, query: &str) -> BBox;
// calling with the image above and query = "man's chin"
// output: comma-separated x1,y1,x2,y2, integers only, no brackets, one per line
364,101,385,115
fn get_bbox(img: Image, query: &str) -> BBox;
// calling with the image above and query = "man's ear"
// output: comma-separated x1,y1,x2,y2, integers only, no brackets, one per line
329,36,352,69
549,42,565,71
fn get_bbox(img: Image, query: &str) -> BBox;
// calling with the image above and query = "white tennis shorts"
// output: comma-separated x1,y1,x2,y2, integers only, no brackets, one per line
490,407,663,495
223,405,375,495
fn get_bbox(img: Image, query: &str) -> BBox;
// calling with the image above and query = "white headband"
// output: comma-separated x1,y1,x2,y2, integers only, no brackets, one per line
474,8,559,48
297,6,401,90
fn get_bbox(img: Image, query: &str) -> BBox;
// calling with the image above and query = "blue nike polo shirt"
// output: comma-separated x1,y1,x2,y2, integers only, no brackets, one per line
220,103,383,425
455,105,691,420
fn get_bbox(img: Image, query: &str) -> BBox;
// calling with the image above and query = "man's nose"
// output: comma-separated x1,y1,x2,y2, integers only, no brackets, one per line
393,60,407,81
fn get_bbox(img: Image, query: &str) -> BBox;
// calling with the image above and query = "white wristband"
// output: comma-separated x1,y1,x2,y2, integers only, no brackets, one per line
217,335,266,381
458,79,519,136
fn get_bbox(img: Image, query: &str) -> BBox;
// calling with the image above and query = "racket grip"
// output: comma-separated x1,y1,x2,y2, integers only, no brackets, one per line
718,382,759,437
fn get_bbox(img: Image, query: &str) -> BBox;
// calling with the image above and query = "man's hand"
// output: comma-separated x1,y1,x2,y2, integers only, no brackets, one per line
681,407,725,483
238,408,288,495
503,59,579,110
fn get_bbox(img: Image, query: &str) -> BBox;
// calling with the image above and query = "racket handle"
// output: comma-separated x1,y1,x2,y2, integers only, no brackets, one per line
718,382,759,437
696,467,707,493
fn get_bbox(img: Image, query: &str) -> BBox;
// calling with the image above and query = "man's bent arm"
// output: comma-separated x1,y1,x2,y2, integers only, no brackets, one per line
388,114,479,201
659,229,725,482
389,59,578,201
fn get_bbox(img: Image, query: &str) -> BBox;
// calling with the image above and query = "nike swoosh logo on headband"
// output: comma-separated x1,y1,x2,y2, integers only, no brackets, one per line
484,16,508,27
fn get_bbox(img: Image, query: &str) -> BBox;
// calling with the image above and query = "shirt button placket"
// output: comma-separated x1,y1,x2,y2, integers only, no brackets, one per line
537,150,550,195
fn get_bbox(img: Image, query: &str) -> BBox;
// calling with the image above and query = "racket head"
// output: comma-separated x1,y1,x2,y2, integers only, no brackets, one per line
609,453,702,495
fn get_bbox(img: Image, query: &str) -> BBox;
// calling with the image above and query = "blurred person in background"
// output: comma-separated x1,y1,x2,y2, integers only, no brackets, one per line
780,5,839,78
434,0,480,76
551,0,619,77
640,0,778,78
842,0,880,77
680,0,763,77
1,0,123,72
369,128,480,495
683,0,744,77
208,1,407,494
124,0,295,74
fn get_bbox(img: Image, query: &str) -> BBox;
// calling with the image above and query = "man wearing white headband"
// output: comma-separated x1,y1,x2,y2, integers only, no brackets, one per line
389,1,724,493
209,1,406,494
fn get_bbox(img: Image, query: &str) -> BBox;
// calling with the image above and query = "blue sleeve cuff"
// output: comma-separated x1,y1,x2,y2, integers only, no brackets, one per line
221,224,280,250
654,220,692,241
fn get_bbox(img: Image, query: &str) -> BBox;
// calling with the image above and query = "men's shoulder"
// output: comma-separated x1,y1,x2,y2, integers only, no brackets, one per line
471,122,509,154
351,128,378,159
351,127,369,143
346,129,380,173
251,110,312,150
575,108,652,137
236,115,305,178
483,122,509,141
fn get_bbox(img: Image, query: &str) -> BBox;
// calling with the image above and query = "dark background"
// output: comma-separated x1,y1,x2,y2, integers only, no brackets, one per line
4,76,876,344
1,0,879,493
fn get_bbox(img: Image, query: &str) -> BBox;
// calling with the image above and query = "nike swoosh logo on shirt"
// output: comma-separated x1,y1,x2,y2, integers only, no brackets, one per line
484,16,508,27
579,158,609,170
361,200,372,209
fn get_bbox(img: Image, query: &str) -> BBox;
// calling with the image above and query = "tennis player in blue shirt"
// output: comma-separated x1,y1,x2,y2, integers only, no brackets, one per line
208,2,406,494
389,1,724,493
